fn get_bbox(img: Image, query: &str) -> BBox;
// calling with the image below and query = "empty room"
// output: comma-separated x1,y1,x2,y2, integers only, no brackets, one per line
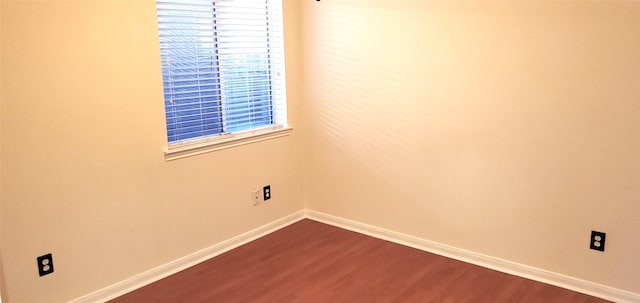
0,0,639,302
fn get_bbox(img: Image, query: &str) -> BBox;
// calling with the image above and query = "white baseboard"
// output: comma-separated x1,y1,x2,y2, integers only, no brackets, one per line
305,210,640,303
70,210,306,303
70,209,639,303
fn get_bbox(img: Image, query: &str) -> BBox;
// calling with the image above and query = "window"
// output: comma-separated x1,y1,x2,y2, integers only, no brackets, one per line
157,0,289,160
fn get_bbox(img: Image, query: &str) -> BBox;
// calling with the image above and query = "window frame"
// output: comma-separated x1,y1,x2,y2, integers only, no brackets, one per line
156,0,291,161
164,125,292,161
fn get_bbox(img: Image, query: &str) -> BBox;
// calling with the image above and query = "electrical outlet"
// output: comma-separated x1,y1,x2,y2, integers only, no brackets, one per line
263,185,271,201
590,231,606,252
37,253,54,276
252,189,261,206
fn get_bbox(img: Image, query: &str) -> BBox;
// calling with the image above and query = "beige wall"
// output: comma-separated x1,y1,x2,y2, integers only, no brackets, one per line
301,0,640,294
0,0,6,300
2,0,640,302
0,0,304,302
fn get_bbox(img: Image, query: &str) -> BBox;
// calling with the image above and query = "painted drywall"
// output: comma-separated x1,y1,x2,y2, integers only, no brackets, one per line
2,0,639,301
0,0,304,302
301,0,640,294
0,0,7,301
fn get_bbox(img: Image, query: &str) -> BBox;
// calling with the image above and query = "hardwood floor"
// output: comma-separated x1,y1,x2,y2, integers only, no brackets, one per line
109,219,611,303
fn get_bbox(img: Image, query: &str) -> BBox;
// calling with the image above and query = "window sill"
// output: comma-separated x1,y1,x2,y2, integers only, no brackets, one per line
164,127,293,161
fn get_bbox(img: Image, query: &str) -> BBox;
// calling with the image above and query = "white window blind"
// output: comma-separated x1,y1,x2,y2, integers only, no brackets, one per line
157,0,287,144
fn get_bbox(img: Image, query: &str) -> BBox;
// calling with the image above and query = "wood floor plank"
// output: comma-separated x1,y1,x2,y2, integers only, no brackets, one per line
109,219,611,303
